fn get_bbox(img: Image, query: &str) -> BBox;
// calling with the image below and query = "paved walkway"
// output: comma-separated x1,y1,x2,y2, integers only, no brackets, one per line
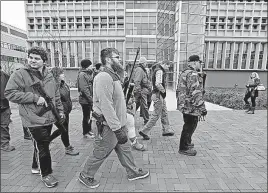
1,103,266,192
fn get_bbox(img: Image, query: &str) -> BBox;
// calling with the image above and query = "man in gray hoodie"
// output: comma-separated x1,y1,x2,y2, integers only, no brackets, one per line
79,48,149,188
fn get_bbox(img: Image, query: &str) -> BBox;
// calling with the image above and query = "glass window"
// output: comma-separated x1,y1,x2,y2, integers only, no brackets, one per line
249,43,256,69
85,42,90,59
54,42,59,67
61,42,67,67
77,42,82,65
116,41,124,61
241,43,248,69
208,42,215,68
258,43,264,69
217,42,223,68
93,42,99,63
69,42,75,67
225,42,231,69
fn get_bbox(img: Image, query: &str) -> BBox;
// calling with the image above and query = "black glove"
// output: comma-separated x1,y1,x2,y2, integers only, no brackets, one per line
160,91,166,99
201,109,207,116
114,127,128,144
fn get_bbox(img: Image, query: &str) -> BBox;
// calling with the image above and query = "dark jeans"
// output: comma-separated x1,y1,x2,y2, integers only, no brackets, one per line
244,91,256,107
27,125,53,177
50,114,70,147
81,104,92,135
0,108,11,147
179,114,198,151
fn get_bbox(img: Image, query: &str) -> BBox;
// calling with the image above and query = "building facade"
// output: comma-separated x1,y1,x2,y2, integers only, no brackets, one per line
25,0,157,71
156,0,267,89
1,22,28,75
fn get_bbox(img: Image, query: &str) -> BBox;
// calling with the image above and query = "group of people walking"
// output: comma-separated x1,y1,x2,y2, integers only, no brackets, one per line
0,45,264,189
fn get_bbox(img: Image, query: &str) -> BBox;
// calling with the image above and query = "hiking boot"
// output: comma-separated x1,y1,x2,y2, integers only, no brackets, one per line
188,143,194,148
1,144,15,152
78,173,99,188
139,131,150,140
131,140,146,151
128,168,150,181
31,168,41,174
65,145,79,156
41,174,59,188
162,128,174,136
179,149,197,156
247,107,255,114
24,136,32,140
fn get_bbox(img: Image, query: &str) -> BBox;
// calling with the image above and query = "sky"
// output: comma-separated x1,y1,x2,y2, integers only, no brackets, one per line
1,0,26,31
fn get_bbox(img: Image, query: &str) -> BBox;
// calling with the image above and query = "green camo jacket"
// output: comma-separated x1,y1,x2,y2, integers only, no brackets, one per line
176,67,206,116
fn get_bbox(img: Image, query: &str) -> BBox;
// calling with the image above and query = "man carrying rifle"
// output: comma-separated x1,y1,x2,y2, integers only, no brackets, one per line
133,57,151,125
139,61,174,140
176,55,207,156
79,48,149,189
5,46,64,188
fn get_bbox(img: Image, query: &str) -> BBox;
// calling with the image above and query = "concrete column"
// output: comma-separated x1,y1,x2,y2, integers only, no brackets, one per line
58,41,63,67
205,41,210,69
90,41,93,61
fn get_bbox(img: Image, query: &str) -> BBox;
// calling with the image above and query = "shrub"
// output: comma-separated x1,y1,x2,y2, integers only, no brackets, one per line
204,87,267,110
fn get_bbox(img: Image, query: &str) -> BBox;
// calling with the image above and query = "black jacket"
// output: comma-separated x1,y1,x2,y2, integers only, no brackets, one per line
59,80,72,114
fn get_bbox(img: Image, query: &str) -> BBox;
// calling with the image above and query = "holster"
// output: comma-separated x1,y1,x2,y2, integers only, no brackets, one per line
36,106,51,116
92,111,105,139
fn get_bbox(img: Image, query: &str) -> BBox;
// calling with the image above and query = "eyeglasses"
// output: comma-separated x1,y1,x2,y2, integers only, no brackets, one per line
111,56,120,59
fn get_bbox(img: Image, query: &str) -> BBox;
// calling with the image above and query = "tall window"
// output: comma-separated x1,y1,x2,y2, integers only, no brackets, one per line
258,43,264,69
116,41,124,62
233,42,240,69
77,42,82,65
85,42,90,59
54,42,59,67
61,42,67,67
249,43,256,69
241,43,248,69
68,42,75,67
225,42,231,69
208,42,215,68
93,42,99,64
217,42,223,68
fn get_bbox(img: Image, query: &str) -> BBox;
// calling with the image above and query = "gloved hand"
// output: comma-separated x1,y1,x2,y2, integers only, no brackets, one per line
59,113,66,124
114,127,128,144
160,91,166,99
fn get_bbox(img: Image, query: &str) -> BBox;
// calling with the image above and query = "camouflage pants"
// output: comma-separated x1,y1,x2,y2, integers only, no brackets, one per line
140,93,170,135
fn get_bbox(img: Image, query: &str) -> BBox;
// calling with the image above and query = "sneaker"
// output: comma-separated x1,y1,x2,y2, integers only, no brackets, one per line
128,168,150,181
179,149,197,156
41,174,59,188
65,146,79,156
88,131,95,136
83,133,94,139
162,128,174,136
131,141,146,151
139,131,150,140
1,144,15,152
78,173,100,188
31,168,40,174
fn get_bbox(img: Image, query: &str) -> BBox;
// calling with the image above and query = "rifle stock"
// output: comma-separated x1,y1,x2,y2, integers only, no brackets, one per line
32,82,67,132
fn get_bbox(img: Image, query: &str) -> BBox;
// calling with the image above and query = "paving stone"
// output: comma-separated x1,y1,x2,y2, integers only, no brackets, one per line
1,108,266,192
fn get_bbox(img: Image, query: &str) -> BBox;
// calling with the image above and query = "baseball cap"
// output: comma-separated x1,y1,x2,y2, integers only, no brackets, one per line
188,55,200,62
139,57,147,64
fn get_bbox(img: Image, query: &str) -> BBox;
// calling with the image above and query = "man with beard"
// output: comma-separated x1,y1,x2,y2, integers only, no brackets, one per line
4,46,64,188
133,57,152,125
139,61,174,140
79,48,149,188
176,55,207,156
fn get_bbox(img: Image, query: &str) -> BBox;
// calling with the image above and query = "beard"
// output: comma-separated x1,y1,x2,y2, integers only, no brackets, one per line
111,62,124,75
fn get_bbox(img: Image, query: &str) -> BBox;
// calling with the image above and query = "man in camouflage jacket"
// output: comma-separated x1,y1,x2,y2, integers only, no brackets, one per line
176,55,207,156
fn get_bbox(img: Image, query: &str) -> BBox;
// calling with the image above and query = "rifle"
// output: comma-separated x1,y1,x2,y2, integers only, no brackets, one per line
123,47,140,104
32,82,67,132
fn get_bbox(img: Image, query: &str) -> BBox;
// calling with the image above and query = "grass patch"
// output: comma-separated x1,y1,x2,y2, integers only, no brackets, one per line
204,87,267,110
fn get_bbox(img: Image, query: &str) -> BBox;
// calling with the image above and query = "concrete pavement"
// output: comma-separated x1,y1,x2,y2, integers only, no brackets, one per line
1,102,266,192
